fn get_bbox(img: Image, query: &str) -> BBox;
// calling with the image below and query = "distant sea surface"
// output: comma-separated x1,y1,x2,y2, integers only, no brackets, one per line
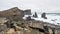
46,13,60,16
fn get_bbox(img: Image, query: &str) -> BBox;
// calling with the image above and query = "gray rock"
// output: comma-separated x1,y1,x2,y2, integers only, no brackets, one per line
41,12,47,19
24,9,32,15
33,12,38,18
0,25,7,32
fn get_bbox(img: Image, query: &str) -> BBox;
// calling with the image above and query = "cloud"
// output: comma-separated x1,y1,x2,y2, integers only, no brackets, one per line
0,0,60,13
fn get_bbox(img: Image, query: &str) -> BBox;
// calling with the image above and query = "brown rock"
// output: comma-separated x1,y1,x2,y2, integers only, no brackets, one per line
6,28,15,34
0,7,24,21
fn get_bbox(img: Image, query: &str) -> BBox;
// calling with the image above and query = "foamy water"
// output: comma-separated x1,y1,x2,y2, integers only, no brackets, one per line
23,13,60,25
34,14,60,25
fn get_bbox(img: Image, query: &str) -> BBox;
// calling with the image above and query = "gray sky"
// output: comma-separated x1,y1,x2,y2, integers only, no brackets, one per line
0,0,60,13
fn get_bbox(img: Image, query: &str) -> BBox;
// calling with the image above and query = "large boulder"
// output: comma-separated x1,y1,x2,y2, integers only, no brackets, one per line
0,7,24,21
0,7,32,21
0,18,8,32
24,9,32,15
33,12,38,18
41,12,47,19
0,25,7,32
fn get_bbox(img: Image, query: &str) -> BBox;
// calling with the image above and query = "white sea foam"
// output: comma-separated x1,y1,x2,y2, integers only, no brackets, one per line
33,14,60,25
23,14,60,25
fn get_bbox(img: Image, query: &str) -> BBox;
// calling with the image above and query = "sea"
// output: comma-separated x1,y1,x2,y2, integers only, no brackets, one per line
37,13,60,25
23,13,60,25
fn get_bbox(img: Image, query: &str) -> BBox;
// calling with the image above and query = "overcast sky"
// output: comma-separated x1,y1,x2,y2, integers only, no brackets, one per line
0,0,60,13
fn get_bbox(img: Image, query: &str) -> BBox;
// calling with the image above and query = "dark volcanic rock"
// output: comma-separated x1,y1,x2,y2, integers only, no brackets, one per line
41,12,47,19
33,12,38,18
24,9,31,15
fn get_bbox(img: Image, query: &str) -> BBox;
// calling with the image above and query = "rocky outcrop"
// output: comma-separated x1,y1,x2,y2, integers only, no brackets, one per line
0,17,60,34
24,9,31,15
0,7,24,21
41,12,47,19
0,18,44,34
33,12,38,18
0,7,60,34
0,7,32,21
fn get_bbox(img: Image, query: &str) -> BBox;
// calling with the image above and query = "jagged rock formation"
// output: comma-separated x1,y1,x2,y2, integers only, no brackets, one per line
33,12,38,18
0,7,32,21
41,12,47,19
0,18,60,34
0,7,24,21
23,9,31,15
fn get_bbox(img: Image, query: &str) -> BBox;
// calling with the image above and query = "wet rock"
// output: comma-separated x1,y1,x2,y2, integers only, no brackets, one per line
41,12,47,19
26,16,31,21
33,12,38,18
